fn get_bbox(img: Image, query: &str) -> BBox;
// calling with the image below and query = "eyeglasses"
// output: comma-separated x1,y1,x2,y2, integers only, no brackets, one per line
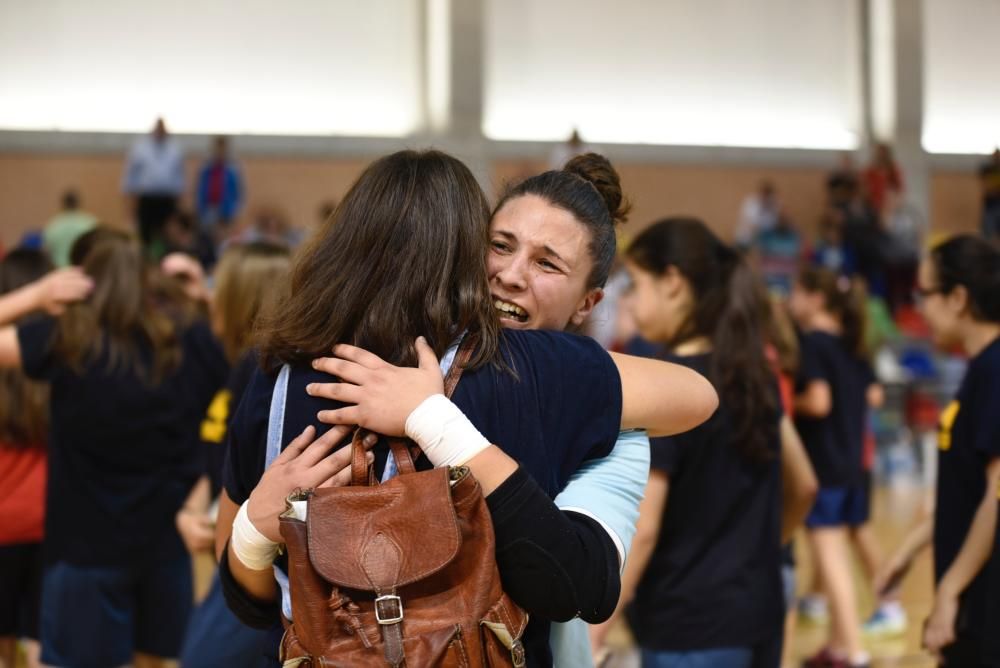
912,285,944,304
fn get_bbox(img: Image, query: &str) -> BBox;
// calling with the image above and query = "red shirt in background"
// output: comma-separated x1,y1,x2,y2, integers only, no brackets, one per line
0,444,46,544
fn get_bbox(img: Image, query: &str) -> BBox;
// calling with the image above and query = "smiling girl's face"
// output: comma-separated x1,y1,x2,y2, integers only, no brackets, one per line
488,194,602,331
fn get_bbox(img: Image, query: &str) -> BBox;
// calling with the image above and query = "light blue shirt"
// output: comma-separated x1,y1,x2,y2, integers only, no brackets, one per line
549,429,650,667
122,135,185,195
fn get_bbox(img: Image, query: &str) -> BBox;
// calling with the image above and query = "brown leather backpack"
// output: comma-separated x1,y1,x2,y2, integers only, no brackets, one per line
277,342,529,667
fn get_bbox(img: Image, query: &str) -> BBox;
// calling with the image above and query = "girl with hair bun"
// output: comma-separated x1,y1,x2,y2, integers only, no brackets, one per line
314,151,658,665
220,149,718,667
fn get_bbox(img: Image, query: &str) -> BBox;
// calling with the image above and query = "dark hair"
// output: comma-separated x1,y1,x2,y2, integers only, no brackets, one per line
0,249,53,447
69,225,129,266
627,217,777,462
494,152,630,290
796,266,869,358
930,235,1000,323
258,149,500,369
62,190,80,210
55,232,183,384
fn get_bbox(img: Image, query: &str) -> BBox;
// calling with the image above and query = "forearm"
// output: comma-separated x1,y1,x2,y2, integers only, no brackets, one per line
225,539,279,602
615,472,668,613
463,445,519,496
181,475,212,513
780,416,817,543
218,542,282,629
488,467,620,623
618,530,656,611
0,282,40,326
938,489,998,598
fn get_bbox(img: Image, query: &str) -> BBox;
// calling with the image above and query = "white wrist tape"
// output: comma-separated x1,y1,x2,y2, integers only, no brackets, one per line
404,394,490,467
231,501,280,570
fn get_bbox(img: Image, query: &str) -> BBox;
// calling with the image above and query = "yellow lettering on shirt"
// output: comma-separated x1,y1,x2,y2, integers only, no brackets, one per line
938,400,960,451
200,389,232,444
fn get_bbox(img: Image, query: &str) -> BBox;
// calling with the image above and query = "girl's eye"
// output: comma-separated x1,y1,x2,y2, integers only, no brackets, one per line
491,241,510,253
540,260,559,271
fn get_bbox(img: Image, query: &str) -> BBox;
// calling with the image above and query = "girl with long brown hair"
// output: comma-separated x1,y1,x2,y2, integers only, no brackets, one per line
592,218,817,667
0,230,228,668
0,249,56,668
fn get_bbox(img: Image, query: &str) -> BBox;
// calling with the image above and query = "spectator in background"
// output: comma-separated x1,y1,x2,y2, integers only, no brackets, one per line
736,180,782,250
122,118,185,254
755,215,802,298
195,137,243,246
230,206,303,249
827,153,859,203
42,191,97,268
162,209,215,270
979,148,1000,240
862,143,904,221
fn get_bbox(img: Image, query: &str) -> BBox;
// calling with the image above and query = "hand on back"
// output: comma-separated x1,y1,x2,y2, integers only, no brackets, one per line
308,336,444,437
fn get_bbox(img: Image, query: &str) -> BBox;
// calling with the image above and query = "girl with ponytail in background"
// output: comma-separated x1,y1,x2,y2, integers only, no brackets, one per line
592,218,817,668
788,267,883,668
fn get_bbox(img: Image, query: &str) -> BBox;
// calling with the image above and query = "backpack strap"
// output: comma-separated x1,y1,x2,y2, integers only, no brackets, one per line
380,333,478,477
266,364,294,621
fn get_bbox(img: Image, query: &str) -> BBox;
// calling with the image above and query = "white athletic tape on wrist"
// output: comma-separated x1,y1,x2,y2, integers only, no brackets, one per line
405,394,490,467
231,501,280,570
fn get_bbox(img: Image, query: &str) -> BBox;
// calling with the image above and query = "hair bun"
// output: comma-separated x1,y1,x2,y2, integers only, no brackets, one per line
563,152,631,226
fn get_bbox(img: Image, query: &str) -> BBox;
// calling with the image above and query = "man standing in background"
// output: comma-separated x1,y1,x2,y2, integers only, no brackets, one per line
195,136,243,247
122,118,185,256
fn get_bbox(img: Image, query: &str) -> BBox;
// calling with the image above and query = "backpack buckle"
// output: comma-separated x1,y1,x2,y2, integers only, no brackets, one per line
374,595,404,625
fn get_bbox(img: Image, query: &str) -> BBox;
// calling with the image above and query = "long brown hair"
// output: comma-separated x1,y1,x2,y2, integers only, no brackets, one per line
0,250,52,447
627,218,778,462
796,266,869,359
258,150,500,369
212,242,290,363
54,231,184,384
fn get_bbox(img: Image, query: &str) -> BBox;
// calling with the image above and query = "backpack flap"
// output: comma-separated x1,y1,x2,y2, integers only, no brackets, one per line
305,466,462,591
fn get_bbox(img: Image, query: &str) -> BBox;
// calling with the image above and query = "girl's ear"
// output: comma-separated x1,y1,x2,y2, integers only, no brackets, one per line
569,288,604,327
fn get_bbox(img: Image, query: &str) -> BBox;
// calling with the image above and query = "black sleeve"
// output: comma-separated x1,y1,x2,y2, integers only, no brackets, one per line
649,435,682,475
223,366,271,505
796,334,827,388
16,317,59,380
217,540,283,629
486,467,620,623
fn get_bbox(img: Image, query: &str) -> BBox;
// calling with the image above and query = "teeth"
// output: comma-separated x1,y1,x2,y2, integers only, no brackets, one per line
493,299,527,318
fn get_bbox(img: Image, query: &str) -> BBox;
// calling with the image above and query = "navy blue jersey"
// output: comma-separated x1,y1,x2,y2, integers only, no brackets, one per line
627,352,784,651
18,317,228,566
933,336,1000,651
794,331,874,487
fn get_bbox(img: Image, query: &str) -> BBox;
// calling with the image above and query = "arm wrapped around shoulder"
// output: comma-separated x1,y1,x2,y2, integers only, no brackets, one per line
486,467,621,623
218,541,283,629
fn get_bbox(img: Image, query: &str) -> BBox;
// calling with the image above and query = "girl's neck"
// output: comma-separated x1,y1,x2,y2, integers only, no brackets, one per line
808,311,842,335
961,321,1000,359
672,336,712,356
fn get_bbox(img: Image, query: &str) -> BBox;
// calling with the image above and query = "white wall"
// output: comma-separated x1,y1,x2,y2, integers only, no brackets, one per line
0,0,421,136
483,0,862,149
922,0,1000,154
